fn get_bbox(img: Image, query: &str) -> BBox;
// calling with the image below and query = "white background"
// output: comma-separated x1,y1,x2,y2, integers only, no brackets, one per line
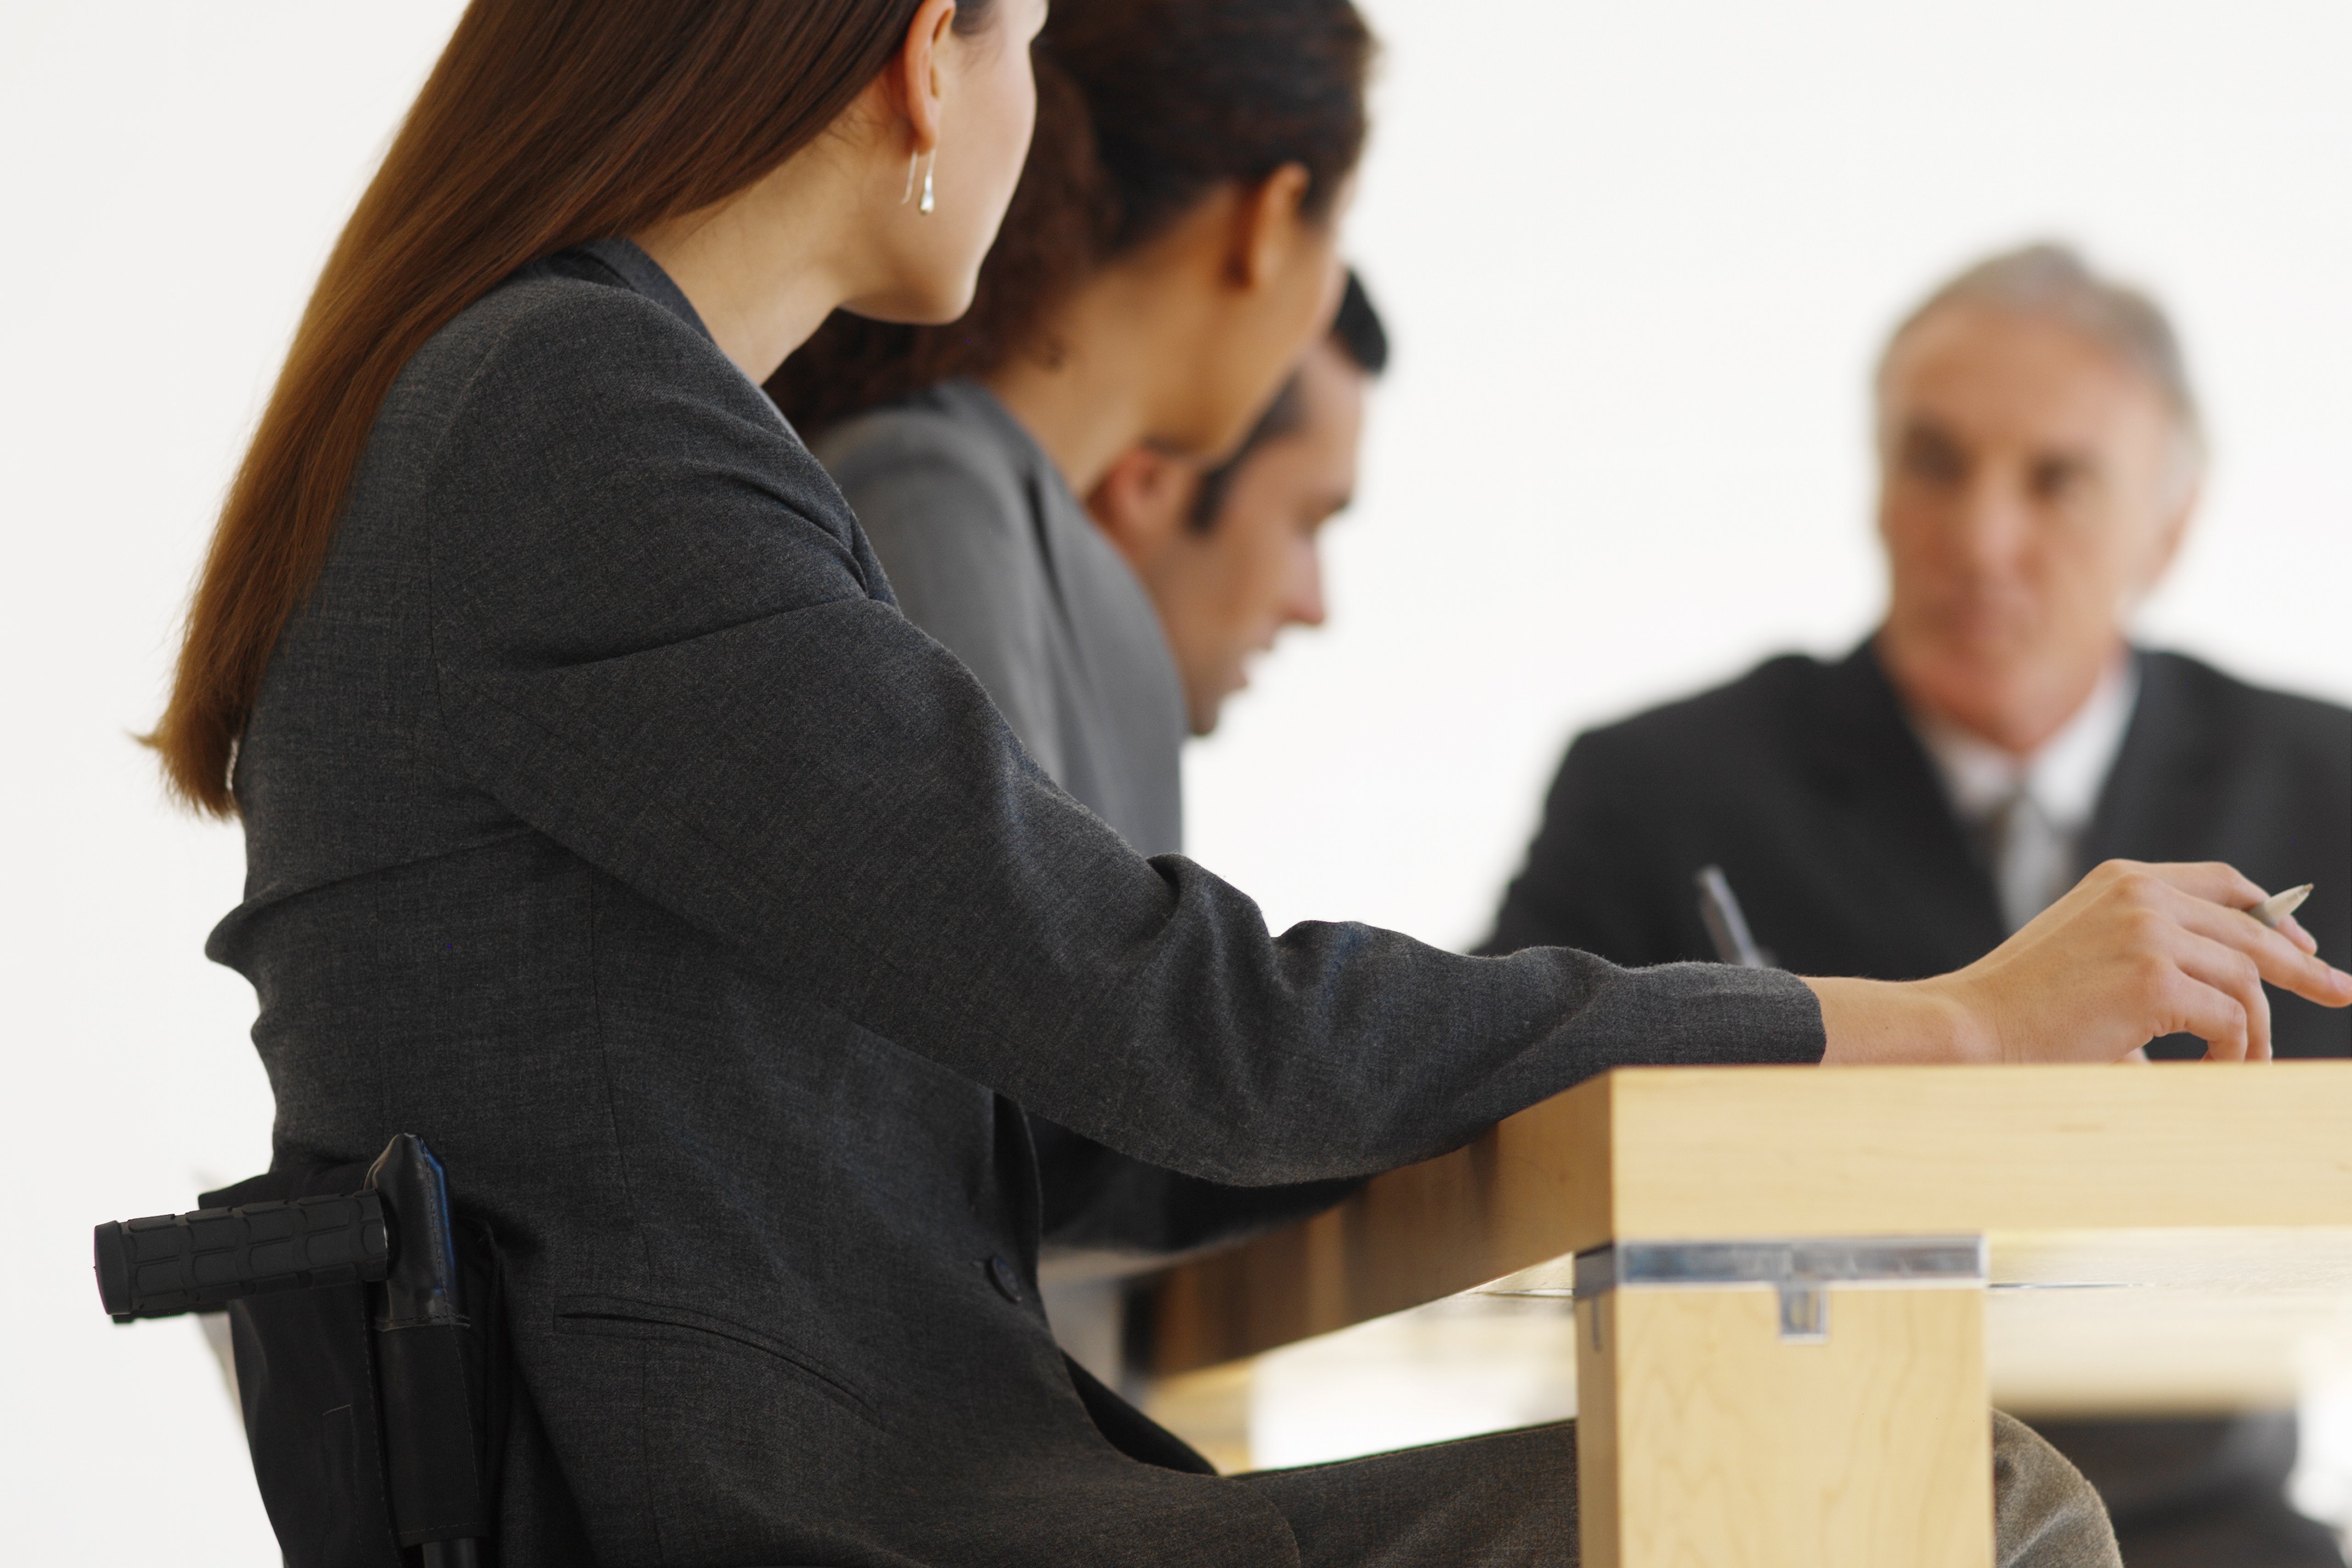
2,2,2346,1559
1193,0,2352,945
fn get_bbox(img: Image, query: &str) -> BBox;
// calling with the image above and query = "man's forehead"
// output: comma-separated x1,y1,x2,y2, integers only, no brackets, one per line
1886,304,2171,447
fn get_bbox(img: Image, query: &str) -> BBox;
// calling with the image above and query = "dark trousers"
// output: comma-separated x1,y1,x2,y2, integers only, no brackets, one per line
1237,1413,2122,1568
2034,1413,2347,1568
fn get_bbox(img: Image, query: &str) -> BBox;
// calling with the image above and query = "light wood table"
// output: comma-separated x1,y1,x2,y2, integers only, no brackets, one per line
1143,1063,2352,1567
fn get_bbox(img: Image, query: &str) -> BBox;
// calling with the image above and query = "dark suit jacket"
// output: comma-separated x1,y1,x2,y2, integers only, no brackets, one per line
1485,641,2351,1059
214,238,1825,1567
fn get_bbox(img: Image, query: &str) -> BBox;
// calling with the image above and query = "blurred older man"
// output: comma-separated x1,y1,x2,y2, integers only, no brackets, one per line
1487,244,2350,1564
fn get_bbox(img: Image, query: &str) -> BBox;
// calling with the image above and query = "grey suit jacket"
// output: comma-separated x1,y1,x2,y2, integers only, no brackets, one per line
213,237,1824,1566
814,380,1187,857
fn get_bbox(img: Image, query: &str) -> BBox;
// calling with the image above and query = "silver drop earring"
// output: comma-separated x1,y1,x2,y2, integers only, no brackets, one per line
903,151,920,206
918,150,937,216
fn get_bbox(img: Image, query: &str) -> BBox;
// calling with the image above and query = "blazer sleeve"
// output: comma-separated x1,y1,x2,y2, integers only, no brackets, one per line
816,413,1066,782
419,290,1825,1189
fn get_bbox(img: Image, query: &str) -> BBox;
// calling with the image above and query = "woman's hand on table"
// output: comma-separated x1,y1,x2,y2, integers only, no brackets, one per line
1808,860,2352,1067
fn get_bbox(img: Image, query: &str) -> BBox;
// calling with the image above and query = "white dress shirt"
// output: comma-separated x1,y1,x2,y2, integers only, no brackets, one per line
1910,655,2142,933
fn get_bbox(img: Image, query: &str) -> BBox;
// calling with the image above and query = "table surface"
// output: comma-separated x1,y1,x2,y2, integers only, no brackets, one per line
1146,1063,2352,1414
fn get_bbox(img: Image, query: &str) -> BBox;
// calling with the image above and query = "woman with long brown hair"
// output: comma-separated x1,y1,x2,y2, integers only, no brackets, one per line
150,0,2345,1561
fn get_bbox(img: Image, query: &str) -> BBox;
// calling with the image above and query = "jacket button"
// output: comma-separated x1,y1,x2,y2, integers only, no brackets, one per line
987,1255,1023,1303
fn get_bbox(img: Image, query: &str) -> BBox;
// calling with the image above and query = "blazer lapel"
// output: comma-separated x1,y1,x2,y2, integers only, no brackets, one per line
2081,651,2225,868
1802,643,2008,973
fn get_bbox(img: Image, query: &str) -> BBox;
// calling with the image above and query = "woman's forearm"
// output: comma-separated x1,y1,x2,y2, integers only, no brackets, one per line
1806,975,1995,1066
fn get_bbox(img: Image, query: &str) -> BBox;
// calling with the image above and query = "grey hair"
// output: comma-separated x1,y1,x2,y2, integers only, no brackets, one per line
1878,243,2206,473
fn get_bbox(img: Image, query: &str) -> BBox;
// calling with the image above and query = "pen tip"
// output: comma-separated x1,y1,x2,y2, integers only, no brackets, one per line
2250,883,2314,928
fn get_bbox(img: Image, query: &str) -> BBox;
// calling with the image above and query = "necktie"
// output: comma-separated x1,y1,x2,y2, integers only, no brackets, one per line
1990,788,2069,934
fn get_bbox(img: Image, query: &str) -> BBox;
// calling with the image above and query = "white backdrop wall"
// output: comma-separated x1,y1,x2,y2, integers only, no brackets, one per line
1193,0,2352,947
1,3,2345,1559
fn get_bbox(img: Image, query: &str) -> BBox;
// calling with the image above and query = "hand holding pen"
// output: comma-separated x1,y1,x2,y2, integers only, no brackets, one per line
1698,862,2348,1065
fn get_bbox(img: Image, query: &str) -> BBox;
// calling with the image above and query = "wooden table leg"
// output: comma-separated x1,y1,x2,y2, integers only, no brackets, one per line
1573,1239,1990,1568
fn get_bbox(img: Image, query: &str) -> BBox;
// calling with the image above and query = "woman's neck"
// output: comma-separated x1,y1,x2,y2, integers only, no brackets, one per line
633,158,868,385
982,274,1167,497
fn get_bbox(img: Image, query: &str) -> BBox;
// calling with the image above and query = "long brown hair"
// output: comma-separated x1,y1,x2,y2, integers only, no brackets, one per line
767,0,1373,433
151,0,995,816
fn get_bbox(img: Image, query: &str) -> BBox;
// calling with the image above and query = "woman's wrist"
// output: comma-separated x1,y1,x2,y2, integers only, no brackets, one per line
1805,974,2001,1067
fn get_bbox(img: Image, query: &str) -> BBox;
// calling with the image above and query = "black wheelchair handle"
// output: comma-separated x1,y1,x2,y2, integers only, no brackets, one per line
94,1189,390,1322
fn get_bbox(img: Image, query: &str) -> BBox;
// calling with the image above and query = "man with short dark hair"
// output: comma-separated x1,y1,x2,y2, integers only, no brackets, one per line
1486,243,2350,1566
1089,271,1389,734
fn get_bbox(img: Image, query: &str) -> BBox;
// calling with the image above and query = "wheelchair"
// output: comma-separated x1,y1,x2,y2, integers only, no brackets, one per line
94,1134,504,1568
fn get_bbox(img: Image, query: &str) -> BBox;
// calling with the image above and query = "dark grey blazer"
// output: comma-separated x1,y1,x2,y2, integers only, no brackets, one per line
812,379,1340,1383
213,238,1823,1566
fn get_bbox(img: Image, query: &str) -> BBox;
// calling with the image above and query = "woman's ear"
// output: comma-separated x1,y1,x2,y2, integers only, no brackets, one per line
1087,447,1203,571
893,0,964,153
1228,164,1314,289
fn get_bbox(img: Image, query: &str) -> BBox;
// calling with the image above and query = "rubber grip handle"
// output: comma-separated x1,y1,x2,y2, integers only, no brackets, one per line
94,1190,390,1321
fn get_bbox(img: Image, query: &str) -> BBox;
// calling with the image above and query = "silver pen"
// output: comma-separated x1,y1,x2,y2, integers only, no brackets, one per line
1695,865,1770,968
2249,883,2313,928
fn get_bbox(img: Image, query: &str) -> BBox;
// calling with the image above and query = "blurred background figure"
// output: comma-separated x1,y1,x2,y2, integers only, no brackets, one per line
1488,243,2348,1052
1089,271,1389,736
1485,242,2352,1565
769,0,1374,1390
